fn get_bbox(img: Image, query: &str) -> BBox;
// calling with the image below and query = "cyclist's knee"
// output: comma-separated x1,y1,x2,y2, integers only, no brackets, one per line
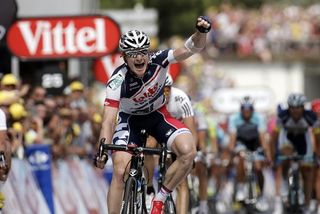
172,135,196,161
112,152,131,183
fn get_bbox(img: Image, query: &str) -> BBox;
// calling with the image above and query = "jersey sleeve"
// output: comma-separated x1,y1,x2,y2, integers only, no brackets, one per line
180,95,194,119
0,109,7,130
104,73,124,108
150,49,176,68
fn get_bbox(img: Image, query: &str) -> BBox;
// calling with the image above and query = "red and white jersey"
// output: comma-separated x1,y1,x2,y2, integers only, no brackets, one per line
167,87,194,121
104,49,176,115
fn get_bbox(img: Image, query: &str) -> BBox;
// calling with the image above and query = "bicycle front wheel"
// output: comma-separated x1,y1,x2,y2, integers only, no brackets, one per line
121,177,138,214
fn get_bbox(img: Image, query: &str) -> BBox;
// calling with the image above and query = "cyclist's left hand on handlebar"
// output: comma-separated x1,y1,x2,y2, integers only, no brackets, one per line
93,139,109,169
94,153,108,169
196,16,211,33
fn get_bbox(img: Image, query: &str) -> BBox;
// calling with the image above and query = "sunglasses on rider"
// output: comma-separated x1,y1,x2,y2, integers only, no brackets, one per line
125,49,149,58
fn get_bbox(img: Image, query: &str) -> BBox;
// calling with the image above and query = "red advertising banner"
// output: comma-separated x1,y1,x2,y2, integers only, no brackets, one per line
7,16,121,59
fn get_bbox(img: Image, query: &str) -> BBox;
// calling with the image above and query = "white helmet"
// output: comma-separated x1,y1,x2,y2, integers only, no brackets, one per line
287,93,306,107
165,73,173,87
119,30,150,52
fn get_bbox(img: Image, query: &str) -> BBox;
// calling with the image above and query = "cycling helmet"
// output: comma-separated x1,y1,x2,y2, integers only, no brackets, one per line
311,99,320,113
240,96,254,110
165,73,173,87
287,93,306,107
119,30,150,52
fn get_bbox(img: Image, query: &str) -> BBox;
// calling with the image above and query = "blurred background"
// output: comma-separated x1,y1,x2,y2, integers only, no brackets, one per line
0,0,319,213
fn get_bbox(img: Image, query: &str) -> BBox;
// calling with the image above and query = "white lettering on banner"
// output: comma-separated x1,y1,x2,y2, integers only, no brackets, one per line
65,22,77,54
77,27,96,53
94,19,107,52
17,18,107,55
18,21,45,55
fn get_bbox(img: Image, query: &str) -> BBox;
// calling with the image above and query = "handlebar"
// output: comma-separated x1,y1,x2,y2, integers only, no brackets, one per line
277,154,314,162
105,144,163,155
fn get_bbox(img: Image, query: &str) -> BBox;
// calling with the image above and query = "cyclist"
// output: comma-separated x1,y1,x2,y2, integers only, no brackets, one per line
94,16,211,214
271,93,317,214
311,98,320,213
228,96,271,211
0,108,11,210
193,102,220,214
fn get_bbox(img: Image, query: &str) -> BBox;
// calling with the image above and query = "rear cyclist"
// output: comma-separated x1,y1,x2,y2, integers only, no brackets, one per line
271,93,317,214
94,16,211,214
228,96,271,212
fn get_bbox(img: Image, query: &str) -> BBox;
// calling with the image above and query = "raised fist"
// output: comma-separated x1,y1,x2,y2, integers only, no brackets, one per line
196,16,211,33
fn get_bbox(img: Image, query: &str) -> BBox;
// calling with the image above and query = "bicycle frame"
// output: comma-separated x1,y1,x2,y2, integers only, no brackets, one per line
100,130,175,214
241,150,258,205
121,147,148,214
278,154,308,213
157,143,176,214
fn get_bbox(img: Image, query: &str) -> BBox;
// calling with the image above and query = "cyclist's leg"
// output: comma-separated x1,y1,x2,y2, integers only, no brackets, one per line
297,132,314,208
107,151,132,214
175,178,190,214
145,136,157,191
164,132,196,190
234,144,246,201
144,136,158,210
151,107,196,200
196,160,208,212
107,112,139,214
254,160,264,194
301,165,314,207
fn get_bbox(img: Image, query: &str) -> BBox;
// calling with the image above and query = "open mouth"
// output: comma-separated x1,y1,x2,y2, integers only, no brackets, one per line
134,62,145,69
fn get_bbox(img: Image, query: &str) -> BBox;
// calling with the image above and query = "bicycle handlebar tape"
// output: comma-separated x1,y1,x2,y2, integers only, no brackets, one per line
196,16,211,33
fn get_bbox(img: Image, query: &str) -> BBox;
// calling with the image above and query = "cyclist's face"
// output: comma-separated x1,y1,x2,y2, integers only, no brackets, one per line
241,109,253,121
124,50,149,77
289,106,304,120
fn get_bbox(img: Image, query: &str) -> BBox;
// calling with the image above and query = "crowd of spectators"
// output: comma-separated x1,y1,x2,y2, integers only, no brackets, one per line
0,73,102,161
206,3,320,62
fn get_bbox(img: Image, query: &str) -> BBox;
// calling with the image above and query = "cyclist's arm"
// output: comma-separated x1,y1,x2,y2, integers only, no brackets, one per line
269,129,279,162
227,115,237,151
209,133,218,154
182,116,198,146
229,133,237,152
313,127,320,158
197,130,206,152
173,17,210,62
98,106,119,146
260,132,272,161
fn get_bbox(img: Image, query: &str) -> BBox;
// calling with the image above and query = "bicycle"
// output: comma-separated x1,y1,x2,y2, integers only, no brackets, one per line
234,147,265,214
278,154,313,214
157,142,176,214
98,130,176,214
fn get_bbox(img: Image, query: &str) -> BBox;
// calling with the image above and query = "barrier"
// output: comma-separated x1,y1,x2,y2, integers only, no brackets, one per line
2,157,108,214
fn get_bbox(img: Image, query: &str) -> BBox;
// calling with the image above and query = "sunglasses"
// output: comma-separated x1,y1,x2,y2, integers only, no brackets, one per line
125,49,149,58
